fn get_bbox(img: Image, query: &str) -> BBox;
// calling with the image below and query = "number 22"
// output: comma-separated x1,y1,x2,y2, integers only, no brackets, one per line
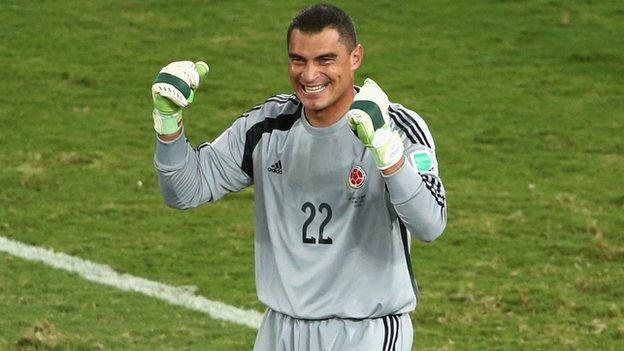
301,202,333,244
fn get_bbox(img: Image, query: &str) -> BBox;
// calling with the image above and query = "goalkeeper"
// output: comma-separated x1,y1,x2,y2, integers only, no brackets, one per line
153,4,446,350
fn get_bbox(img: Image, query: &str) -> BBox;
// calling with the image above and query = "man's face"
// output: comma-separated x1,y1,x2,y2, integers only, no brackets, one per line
288,28,362,121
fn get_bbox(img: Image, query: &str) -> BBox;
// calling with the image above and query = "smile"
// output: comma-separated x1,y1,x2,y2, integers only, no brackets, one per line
302,83,328,94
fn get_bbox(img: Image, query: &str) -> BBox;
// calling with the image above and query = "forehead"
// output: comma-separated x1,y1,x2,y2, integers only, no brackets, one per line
288,28,350,56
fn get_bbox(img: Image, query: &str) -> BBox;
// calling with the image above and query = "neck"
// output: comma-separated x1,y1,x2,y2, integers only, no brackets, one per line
305,87,356,127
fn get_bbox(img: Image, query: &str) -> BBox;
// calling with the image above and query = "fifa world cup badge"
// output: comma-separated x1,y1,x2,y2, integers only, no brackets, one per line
348,166,367,189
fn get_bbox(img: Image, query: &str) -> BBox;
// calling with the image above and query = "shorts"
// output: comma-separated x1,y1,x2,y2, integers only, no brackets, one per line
253,309,413,351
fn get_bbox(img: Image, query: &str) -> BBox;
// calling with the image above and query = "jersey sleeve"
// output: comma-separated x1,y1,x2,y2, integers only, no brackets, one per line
384,104,447,242
154,113,253,209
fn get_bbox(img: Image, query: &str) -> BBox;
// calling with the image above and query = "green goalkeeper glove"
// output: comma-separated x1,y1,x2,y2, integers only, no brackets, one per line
347,78,404,170
151,61,209,134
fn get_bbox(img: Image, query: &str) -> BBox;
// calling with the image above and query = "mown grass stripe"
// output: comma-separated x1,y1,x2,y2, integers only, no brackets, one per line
0,236,263,330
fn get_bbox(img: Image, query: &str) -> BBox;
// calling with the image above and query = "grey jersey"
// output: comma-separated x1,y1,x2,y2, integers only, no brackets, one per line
155,93,447,320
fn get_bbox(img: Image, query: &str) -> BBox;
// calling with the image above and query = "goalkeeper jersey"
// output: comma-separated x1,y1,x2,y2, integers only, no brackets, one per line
154,92,447,320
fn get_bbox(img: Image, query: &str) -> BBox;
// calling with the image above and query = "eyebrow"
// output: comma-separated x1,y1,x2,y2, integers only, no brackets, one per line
288,52,338,60
318,53,338,60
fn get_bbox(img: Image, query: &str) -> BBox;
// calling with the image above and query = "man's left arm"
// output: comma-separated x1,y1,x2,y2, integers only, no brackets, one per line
347,79,446,242
383,120,447,242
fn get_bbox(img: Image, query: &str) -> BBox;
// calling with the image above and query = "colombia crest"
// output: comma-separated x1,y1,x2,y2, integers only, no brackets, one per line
347,166,367,189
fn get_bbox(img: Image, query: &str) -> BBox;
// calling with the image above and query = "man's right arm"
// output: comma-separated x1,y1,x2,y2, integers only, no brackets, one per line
154,120,252,209
151,61,252,209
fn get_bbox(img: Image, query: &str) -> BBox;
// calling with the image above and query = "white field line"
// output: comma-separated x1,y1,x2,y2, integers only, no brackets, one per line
0,236,263,329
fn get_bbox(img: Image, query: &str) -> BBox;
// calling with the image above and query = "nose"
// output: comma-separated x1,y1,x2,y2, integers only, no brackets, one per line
301,62,319,83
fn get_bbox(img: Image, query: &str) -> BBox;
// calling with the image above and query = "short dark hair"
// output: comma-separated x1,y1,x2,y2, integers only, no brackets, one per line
287,4,357,51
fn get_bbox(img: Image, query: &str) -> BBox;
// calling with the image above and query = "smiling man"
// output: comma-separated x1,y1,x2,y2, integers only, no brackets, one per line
288,20,359,127
152,4,447,350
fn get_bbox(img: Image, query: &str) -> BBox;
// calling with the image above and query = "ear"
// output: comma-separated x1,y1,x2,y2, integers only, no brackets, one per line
350,44,364,70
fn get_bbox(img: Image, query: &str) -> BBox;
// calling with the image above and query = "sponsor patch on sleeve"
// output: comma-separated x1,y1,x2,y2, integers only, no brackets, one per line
410,149,438,174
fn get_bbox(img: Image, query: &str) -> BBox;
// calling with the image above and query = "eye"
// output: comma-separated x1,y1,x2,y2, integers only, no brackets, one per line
290,56,304,65
318,56,337,65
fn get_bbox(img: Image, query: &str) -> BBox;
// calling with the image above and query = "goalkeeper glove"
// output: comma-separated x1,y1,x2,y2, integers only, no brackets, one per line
151,61,209,134
347,78,404,170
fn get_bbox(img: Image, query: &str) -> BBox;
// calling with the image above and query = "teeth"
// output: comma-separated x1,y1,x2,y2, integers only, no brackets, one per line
304,84,327,93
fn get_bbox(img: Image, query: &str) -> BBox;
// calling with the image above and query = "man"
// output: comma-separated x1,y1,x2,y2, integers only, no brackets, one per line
152,4,446,350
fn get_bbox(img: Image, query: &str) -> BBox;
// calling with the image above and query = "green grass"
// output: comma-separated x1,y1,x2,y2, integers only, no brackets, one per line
1,0,623,350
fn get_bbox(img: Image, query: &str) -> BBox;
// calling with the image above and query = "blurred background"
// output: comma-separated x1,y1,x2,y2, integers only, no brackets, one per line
0,1,622,350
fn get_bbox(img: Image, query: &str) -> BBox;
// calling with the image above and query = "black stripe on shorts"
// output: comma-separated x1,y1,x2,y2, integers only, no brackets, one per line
382,315,400,351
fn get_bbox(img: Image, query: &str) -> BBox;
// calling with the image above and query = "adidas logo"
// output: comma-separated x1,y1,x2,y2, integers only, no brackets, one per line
267,160,283,174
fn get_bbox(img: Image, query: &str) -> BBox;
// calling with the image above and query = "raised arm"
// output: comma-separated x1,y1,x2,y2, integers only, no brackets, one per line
384,104,447,242
151,61,252,209
347,79,447,242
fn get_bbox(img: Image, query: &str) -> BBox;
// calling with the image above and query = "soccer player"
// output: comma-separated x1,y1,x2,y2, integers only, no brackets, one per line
152,4,446,350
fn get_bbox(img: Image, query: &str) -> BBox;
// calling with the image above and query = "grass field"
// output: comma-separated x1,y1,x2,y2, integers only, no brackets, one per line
1,0,623,350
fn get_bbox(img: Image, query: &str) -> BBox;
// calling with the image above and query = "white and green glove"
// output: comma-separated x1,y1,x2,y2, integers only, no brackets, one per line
151,61,209,134
347,78,404,170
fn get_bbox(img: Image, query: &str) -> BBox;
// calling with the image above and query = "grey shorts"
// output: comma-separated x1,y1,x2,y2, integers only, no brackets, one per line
253,309,413,351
